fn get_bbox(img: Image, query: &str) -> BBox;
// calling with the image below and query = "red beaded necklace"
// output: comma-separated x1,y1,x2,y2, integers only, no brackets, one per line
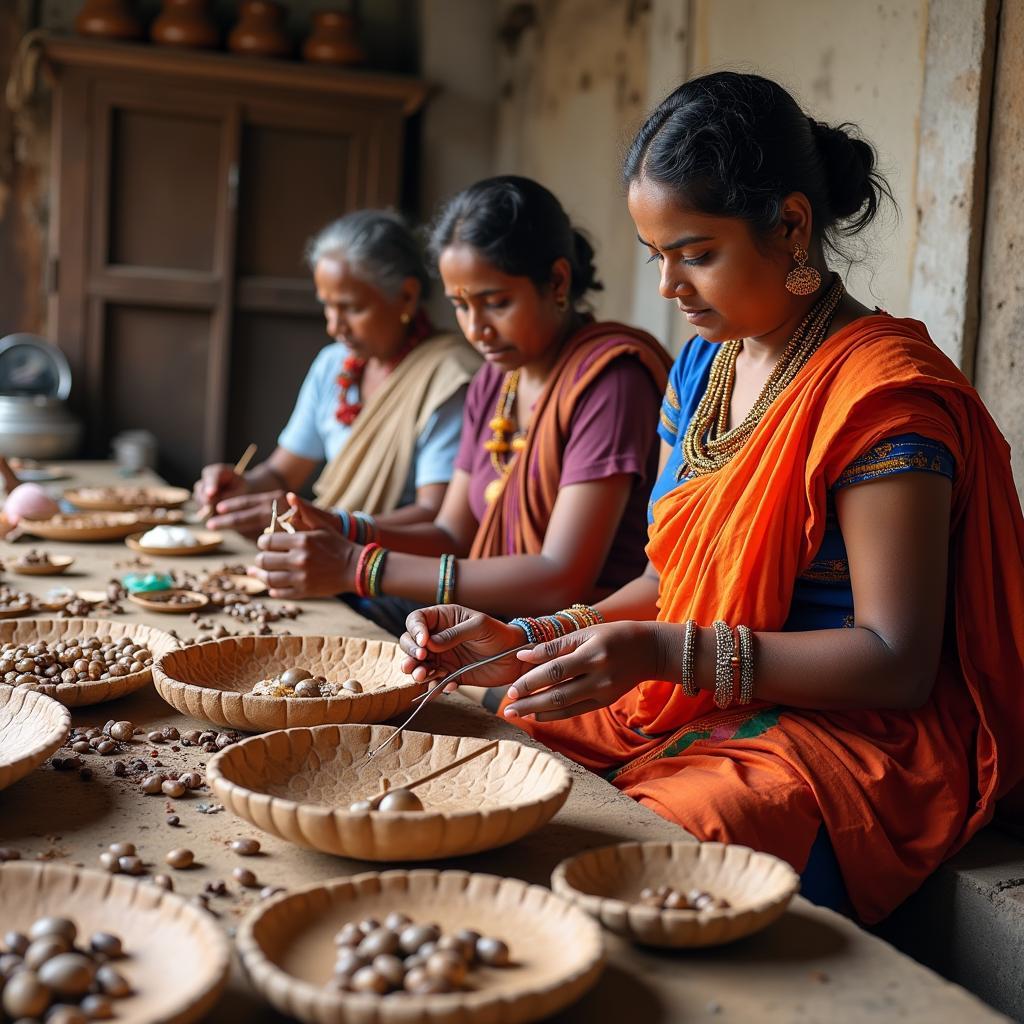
335,309,433,426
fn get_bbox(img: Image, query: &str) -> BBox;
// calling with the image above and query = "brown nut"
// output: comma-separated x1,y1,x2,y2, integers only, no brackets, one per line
372,953,405,989
80,993,116,1019
398,923,440,955
89,932,123,958
38,951,96,997
349,965,389,995
140,775,164,795
232,867,258,888
161,780,186,798
230,837,260,856
1,969,51,1017
357,927,400,959
24,935,70,969
95,963,131,997
279,667,312,686
28,917,76,944
165,848,194,870
117,855,144,876
475,936,510,966
3,931,29,957
376,788,424,813
109,721,134,742
426,949,467,988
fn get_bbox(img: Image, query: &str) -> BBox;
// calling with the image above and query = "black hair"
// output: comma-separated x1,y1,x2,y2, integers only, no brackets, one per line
429,175,603,302
623,71,895,257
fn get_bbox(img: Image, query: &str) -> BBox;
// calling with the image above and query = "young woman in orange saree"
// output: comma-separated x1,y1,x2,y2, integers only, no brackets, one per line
398,73,1024,923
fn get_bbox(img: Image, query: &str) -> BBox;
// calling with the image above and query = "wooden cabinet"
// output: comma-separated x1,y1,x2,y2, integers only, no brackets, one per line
43,36,427,484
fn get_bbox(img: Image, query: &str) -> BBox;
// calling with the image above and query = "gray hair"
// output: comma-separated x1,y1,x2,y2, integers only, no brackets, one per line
304,210,431,300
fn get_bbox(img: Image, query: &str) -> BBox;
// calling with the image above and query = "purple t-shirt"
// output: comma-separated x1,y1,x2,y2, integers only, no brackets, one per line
455,355,661,591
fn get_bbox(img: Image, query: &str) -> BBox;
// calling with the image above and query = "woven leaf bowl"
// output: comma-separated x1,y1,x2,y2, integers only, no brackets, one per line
152,635,428,731
237,869,605,1024
551,840,799,948
0,618,180,707
208,725,572,861
0,861,232,1024
0,684,71,791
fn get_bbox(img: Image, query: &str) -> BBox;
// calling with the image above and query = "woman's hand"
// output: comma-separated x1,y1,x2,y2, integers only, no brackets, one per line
251,529,358,599
398,605,529,688
194,463,249,511
207,490,284,539
504,621,667,722
284,492,344,534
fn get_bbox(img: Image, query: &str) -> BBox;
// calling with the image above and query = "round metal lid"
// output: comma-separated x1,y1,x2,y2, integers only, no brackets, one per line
0,334,72,399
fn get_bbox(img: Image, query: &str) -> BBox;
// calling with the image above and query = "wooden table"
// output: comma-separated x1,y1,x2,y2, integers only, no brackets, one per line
0,463,1005,1022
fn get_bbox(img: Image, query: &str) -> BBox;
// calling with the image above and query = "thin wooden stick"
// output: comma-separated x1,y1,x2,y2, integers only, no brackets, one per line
277,505,296,523
360,740,500,808
196,442,258,520
263,498,279,536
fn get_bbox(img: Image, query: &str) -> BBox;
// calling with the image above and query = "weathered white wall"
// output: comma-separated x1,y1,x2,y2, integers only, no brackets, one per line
493,0,651,325
689,0,929,316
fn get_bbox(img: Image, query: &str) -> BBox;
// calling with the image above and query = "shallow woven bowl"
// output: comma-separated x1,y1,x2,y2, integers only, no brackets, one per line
20,512,140,541
0,618,180,707
208,725,572,861
126,529,223,556
0,684,71,790
551,840,799,948
0,861,232,1024
237,869,604,1024
152,634,427,731
64,485,191,511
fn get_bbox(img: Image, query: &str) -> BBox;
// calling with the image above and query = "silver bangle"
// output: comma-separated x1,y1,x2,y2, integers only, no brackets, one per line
737,624,755,704
712,620,735,709
681,619,698,697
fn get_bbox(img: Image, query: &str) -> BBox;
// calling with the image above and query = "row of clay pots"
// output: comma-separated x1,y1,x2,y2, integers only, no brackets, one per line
74,0,366,65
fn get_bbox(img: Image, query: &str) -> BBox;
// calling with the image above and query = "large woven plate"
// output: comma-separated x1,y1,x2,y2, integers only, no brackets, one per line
0,618,180,707
208,725,571,861
0,861,231,1024
19,512,140,541
551,840,799,947
153,635,427,731
63,485,191,511
0,684,71,790
237,869,605,1024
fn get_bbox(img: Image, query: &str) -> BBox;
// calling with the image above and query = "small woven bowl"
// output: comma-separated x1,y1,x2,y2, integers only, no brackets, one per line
208,725,572,861
0,861,232,1024
0,618,180,707
152,634,427,731
551,840,799,947
0,684,71,791
237,869,605,1024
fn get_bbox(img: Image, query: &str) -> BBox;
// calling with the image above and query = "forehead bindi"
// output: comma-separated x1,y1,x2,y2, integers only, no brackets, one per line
439,245,517,298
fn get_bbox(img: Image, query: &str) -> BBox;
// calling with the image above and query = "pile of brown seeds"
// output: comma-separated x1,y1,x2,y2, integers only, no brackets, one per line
0,917,131,1022
0,586,34,613
14,549,56,567
0,637,152,693
330,915,511,995
250,667,362,699
637,885,731,911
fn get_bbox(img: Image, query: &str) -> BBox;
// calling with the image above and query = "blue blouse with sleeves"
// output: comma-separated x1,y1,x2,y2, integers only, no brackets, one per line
277,342,466,508
649,337,955,631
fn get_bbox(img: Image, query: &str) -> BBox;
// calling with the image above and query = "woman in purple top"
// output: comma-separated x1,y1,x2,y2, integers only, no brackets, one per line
251,176,670,633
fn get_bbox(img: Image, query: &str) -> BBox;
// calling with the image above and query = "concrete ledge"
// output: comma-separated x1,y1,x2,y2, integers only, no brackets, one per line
877,828,1024,1021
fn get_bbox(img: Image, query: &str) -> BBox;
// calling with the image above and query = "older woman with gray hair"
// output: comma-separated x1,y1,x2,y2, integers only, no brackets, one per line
195,210,479,539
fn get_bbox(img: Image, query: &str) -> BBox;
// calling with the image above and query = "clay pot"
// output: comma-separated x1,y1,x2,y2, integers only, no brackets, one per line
150,0,219,50
227,0,292,59
74,0,143,40
302,11,365,66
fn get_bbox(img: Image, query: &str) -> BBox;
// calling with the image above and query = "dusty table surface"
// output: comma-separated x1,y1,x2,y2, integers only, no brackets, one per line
0,462,1005,1022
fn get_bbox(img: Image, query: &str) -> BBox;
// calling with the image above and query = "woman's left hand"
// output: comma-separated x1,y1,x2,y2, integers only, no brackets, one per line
251,529,358,598
504,621,667,722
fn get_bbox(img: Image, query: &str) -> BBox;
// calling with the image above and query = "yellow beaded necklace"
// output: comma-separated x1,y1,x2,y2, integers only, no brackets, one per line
680,274,845,479
483,369,529,504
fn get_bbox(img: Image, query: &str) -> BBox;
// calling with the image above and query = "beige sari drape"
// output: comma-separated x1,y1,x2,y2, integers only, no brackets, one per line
313,333,479,514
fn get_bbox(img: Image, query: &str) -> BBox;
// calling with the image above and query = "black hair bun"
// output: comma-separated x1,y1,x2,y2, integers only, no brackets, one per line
571,230,604,297
809,119,879,228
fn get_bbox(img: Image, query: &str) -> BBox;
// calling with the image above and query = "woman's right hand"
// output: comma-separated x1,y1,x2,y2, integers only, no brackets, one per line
194,463,249,511
398,605,528,689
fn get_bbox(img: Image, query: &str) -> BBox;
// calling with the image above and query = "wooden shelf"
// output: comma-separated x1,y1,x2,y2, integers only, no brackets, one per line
42,34,431,115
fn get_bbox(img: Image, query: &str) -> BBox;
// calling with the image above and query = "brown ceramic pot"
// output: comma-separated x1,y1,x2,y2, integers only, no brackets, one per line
150,0,219,49
74,0,143,40
302,11,365,66
228,0,291,59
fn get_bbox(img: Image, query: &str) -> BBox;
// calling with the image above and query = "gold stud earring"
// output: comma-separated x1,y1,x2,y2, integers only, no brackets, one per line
785,245,822,295
555,294,568,312
399,312,411,325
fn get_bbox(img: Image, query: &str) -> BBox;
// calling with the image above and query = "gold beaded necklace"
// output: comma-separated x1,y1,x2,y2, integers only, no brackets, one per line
680,274,845,479
483,370,528,504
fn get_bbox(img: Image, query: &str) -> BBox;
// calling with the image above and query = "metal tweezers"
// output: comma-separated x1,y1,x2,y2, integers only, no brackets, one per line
363,642,534,760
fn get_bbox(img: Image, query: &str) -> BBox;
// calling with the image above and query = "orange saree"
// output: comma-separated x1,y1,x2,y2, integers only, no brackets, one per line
514,316,1024,922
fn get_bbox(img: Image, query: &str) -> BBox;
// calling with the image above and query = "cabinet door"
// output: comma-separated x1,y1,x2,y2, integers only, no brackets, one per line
224,99,405,472
70,78,237,483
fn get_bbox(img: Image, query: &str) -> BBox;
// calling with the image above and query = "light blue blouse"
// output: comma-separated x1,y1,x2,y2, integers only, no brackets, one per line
278,342,466,508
